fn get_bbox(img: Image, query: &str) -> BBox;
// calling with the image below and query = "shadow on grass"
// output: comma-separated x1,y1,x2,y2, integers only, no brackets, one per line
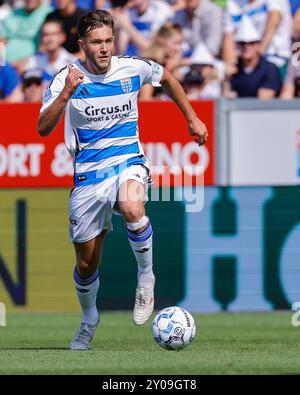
0,347,133,351
0,347,69,351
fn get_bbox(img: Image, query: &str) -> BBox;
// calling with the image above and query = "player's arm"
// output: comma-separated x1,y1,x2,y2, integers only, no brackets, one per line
160,68,208,146
37,66,84,137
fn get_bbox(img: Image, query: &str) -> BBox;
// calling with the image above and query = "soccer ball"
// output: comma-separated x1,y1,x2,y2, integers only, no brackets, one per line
151,306,196,350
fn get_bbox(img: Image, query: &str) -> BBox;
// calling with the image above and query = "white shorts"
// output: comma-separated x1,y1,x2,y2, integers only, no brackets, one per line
69,164,152,243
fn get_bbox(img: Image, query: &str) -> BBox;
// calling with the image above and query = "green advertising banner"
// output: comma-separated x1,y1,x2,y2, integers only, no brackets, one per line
1,187,300,312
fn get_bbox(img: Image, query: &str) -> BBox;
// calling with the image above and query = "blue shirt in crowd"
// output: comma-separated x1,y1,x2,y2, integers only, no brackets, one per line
51,0,95,9
231,57,282,98
289,0,300,15
0,64,20,99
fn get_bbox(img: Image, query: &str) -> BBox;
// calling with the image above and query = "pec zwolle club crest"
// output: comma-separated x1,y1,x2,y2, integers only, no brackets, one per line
120,78,133,93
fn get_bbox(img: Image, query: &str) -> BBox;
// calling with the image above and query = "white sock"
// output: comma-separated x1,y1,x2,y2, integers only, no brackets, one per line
127,221,154,287
73,268,99,326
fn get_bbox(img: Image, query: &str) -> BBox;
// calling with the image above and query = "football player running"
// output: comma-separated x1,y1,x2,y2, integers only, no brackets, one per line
38,9,208,350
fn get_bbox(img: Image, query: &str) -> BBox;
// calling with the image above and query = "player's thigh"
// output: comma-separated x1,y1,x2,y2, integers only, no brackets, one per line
69,183,113,244
74,230,106,271
116,179,146,220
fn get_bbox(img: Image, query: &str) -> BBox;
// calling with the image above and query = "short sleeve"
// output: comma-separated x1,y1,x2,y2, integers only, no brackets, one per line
134,58,164,87
0,12,9,38
267,0,284,13
40,66,68,113
260,62,281,93
150,3,175,33
223,6,235,34
25,56,36,71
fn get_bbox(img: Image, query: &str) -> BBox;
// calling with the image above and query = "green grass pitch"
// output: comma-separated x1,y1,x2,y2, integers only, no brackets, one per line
0,311,300,374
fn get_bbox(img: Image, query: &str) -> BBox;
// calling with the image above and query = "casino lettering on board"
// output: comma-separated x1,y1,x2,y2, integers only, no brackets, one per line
142,142,209,186
0,141,209,186
0,101,215,187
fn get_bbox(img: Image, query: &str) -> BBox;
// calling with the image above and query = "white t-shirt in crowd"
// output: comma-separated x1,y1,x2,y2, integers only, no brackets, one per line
223,0,292,65
26,48,76,80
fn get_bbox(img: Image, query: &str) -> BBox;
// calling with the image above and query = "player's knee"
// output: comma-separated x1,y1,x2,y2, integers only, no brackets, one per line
120,204,144,223
126,215,149,233
77,260,97,277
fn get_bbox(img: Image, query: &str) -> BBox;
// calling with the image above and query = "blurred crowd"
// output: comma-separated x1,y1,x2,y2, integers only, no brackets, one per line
1,0,300,102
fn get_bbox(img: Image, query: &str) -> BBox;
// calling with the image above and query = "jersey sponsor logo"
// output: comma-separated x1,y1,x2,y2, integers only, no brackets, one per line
84,100,133,122
84,100,132,117
77,175,87,182
120,78,133,93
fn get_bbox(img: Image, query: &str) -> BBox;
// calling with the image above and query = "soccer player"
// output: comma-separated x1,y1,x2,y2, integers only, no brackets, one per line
37,9,208,350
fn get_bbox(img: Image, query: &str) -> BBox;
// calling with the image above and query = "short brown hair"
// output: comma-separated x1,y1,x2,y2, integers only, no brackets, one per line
156,23,182,39
77,10,114,38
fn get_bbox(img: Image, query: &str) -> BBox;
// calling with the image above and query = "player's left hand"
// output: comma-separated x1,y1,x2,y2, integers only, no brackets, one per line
188,118,208,146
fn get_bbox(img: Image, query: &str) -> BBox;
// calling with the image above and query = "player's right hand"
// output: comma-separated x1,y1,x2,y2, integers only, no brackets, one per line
62,65,84,97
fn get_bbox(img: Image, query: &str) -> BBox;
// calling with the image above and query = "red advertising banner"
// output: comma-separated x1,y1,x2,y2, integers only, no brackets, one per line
0,101,214,187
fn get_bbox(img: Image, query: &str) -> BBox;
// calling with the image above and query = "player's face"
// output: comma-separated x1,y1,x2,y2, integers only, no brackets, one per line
80,26,115,74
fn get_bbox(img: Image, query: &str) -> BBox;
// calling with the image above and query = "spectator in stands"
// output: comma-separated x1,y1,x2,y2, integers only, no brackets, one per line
22,68,45,102
222,0,292,70
0,63,23,102
173,0,223,58
280,50,300,98
25,19,76,82
292,1,300,42
45,0,90,57
144,23,187,76
111,0,175,56
50,0,108,10
289,0,300,16
227,16,281,98
139,22,187,99
0,0,53,69
74,0,95,8
182,43,222,98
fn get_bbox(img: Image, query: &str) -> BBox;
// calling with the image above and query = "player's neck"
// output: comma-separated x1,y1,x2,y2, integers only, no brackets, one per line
81,60,111,75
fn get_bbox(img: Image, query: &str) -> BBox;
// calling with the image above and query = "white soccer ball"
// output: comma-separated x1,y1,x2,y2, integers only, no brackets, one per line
151,306,196,350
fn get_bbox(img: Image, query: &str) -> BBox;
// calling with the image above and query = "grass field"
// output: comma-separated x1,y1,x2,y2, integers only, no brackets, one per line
0,311,300,375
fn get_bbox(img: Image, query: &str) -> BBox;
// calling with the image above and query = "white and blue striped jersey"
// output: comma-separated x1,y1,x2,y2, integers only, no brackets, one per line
40,56,164,187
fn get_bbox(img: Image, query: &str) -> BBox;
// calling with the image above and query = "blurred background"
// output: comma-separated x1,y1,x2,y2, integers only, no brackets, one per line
0,0,300,314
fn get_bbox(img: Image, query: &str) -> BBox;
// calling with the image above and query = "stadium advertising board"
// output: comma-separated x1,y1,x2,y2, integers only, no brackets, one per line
0,102,214,187
1,186,299,312
228,109,300,185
